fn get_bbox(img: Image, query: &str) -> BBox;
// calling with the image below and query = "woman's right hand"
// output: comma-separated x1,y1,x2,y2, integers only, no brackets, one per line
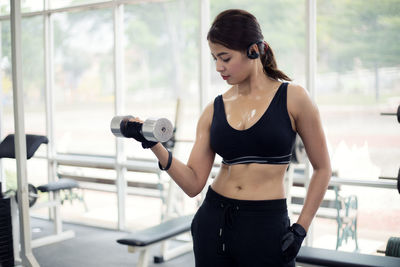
121,117,158,149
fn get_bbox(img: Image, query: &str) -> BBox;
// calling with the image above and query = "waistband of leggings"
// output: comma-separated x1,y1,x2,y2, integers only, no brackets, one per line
204,186,287,211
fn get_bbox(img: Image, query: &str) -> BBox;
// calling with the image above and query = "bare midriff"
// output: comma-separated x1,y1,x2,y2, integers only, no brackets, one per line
211,163,288,200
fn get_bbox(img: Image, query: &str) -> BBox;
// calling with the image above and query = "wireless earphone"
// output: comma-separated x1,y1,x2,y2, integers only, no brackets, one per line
246,41,265,59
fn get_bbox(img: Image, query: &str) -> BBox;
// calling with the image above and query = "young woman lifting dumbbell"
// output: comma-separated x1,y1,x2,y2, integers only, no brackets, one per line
123,9,331,267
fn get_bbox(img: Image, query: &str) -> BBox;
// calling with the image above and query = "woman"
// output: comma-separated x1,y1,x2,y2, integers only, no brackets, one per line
124,9,331,267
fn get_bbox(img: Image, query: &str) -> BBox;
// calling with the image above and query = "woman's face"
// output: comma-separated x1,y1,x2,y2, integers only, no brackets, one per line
208,41,252,85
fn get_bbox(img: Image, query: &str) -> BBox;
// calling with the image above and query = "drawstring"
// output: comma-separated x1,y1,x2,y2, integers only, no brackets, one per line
218,202,239,253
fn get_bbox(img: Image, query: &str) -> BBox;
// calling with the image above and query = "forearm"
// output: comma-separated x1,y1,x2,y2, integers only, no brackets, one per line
151,143,201,197
296,168,332,231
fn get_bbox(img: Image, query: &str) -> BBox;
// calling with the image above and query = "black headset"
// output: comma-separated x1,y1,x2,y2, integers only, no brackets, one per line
246,41,265,59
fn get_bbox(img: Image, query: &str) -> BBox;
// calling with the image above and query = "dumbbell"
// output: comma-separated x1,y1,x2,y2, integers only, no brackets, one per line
110,115,174,143
380,104,400,124
377,236,400,257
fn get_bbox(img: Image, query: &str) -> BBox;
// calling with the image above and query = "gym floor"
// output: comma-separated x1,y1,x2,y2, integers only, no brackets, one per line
31,217,195,267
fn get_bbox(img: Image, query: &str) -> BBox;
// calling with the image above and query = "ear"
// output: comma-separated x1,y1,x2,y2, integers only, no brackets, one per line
247,43,260,59
250,43,260,54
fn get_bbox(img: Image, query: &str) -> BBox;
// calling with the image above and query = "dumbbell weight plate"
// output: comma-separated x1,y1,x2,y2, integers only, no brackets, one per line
291,135,307,164
110,115,134,137
397,168,400,195
142,118,174,143
15,183,38,207
397,105,400,123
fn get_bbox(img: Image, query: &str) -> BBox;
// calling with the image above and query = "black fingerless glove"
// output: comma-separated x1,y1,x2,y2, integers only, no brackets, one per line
281,223,307,262
120,121,157,149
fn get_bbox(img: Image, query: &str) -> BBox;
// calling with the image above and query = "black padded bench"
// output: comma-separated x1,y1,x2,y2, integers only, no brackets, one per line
117,214,194,267
0,134,48,160
37,178,79,193
297,246,400,267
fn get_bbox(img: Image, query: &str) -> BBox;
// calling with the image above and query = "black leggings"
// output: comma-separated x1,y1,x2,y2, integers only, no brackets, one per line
191,186,295,267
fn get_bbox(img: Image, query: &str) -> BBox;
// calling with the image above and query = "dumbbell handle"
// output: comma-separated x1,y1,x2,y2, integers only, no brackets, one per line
380,105,400,124
110,115,173,142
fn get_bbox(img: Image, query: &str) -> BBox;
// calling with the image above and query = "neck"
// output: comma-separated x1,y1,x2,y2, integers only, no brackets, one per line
235,67,277,96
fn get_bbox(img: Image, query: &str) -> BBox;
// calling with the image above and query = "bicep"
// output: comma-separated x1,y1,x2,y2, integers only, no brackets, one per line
291,87,331,170
187,104,216,186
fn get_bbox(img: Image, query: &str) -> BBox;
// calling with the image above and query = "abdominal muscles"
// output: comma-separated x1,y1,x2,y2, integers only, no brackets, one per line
211,163,288,200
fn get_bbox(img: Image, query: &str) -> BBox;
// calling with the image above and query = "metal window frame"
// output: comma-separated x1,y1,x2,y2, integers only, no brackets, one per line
10,1,40,266
304,0,317,246
0,0,169,20
113,2,126,230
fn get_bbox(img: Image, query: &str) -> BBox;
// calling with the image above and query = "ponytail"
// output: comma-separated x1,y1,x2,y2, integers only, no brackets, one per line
261,43,292,81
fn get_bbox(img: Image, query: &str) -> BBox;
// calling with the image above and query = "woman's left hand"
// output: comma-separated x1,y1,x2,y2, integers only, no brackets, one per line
281,223,307,262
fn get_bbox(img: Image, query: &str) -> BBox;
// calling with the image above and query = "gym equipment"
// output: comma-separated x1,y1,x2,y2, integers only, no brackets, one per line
0,134,48,159
14,183,38,207
379,168,400,195
398,168,400,194
0,198,14,267
379,103,399,194
297,246,400,267
384,237,400,257
110,116,174,143
291,134,307,163
1,134,48,208
117,214,194,267
0,134,81,251
6,178,80,208
380,104,400,124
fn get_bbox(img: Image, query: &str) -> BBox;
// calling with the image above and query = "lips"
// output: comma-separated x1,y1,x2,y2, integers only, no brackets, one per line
221,75,229,80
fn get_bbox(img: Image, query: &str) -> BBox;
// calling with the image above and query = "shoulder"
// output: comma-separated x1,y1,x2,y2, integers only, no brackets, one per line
287,82,310,101
286,82,318,120
197,100,214,130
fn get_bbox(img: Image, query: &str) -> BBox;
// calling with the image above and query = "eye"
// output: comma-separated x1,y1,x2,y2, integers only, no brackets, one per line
222,58,231,63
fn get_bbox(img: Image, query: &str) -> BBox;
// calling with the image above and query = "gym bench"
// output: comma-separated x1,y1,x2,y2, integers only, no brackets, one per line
117,214,194,267
296,246,400,267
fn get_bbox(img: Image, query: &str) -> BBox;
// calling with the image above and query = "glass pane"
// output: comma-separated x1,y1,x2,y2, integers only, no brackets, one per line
0,16,45,139
49,0,108,10
316,0,400,254
22,16,46,137
0,20,13,136
317,0,400,178
0,0,9,15
22,0,43,12
124,0,200,159
53,9,114,155
0,0,43,14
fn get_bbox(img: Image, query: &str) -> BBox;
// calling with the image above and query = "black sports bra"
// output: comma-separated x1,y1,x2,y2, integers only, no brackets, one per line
210,82,296,165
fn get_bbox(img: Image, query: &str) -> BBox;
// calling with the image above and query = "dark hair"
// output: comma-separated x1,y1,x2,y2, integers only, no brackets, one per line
207,9,291,81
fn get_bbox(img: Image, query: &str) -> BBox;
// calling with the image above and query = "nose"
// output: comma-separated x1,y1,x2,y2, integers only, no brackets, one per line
215,60,225,73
